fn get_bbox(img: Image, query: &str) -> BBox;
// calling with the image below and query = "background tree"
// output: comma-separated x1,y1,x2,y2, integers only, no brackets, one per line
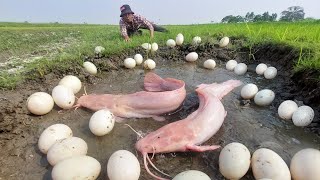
221,15,245,23
245,12,255,22
280,6,305,21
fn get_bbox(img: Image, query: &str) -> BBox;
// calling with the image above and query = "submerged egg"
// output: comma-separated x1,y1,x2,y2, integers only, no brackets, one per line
185,52,198,62
256,63,268,75
254,89,275,106
234,63,247,75
277,100,298,120
203,59,216,69
241,83,259,99
219,37,230,47
292,105,314,127
226,60,238,70
124,58,136,69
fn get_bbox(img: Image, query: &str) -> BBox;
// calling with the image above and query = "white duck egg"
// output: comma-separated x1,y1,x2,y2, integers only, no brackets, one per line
185,52,199,62
192,36,201,45
52,85,75,109
292,105,314,127
107,150,140,180
144,59,156,70
173,170,211,180
290,148,320,180
124,58,136,69
47,137,88,166
134,54,143,65
219,142,251,180
166,39,176,48
94,46,105,54
219,37,230,48
277,100,298,120
264,67,277,79
141,43,151,50
83,61,97,75
254,89,275,106
89,109,115,136
252,148,291,180
58,75,82,94
203,59,216,69
151,42,158,52
176,33,184,45
52,155,101,180
27,92,54,115
256,63,268,75
234,63,247,75
226,60,238,70
38,124,73,154
241,83,259,99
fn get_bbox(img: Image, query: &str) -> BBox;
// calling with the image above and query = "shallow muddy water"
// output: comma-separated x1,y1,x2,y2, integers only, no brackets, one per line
1,59,319,180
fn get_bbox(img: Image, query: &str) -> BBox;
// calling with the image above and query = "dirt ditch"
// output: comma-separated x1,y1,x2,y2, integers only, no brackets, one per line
0,42,319,179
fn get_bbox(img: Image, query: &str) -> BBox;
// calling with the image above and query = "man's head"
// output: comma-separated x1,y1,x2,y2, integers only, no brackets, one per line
120,4,134,22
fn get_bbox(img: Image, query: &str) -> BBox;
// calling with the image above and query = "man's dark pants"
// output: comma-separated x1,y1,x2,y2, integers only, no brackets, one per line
127,24,168,37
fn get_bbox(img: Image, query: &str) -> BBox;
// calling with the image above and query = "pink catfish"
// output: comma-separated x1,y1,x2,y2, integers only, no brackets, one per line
135,79,242,180
74,72,186,122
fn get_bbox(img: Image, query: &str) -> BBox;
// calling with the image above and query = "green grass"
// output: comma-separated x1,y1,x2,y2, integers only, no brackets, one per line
0,21,319,89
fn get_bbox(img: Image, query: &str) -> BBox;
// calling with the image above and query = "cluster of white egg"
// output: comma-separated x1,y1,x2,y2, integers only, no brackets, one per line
218,142,320,180
240,83,275,106
256,63,278,79
123,54,156,70
27,75,82,115
225,60,248,75
141,42,159,52
278,100,314,127
218,142,289,180
38,124,101,179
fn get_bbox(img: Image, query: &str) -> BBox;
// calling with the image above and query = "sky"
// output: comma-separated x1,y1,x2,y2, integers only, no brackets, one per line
0,0,319,25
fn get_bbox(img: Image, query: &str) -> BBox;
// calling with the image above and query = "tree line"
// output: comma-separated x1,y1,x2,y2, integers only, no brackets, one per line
221,6,308,23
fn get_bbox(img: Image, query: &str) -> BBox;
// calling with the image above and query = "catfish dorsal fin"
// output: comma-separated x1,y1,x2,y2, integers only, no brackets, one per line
144,72,164,92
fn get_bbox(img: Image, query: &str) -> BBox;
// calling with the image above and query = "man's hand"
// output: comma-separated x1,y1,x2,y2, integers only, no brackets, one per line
124,36,131,42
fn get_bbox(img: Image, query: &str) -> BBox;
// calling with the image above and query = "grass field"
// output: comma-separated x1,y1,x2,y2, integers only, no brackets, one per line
0,21,319,89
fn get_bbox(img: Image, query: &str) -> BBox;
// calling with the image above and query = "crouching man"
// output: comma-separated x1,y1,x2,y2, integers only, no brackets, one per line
119,4,168,42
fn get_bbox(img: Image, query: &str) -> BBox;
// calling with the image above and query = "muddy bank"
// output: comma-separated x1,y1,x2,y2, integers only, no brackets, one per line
0,42,319,179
